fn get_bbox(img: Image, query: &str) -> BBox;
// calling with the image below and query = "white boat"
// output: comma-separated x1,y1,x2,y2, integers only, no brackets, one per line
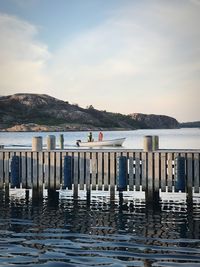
76,138,126,147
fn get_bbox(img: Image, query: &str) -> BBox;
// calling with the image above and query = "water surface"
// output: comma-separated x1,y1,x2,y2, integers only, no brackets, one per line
0,192,200,267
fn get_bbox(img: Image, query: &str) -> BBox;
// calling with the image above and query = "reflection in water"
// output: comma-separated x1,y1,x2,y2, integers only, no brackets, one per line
0,191,200,267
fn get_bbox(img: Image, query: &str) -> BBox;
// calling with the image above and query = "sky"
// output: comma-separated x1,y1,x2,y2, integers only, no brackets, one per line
0,0,199,122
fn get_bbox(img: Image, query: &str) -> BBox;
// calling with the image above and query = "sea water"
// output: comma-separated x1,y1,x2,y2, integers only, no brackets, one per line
0,191,200,267
0,128,200,149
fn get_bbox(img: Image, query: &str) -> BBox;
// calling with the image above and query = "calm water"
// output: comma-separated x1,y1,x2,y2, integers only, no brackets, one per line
0,128,200,266
0,192,200,267
0,128,200,149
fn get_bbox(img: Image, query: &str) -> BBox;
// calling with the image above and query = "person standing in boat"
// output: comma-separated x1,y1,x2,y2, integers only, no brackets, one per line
88,132,93,142
98,131,103,141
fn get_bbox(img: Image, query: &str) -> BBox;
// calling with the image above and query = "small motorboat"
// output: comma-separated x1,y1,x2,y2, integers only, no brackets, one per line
76,138,126,147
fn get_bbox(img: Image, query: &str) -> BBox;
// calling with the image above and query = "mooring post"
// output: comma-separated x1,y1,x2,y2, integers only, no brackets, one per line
59,134,64,149
10,155,20,188
47,135,56,150
152,136,159,151
32,136,43,151
143,136,153,152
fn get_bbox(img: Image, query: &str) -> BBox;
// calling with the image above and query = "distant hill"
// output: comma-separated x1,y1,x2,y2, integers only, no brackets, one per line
130,113,179,129
180,121,200,128
0,93,180,131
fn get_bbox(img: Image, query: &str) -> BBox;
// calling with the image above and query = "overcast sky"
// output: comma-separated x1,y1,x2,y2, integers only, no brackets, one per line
0,0,199,122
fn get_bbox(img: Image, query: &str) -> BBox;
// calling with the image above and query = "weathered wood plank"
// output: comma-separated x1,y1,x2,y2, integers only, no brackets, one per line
85,152,91,197
49,152,55,190
61,152,67,187
98,153,103,190
32,152,38,190
154,152,160,193
44,152,50,189
21,151,27,188
167,153,173,192
110,152,115,199
161,153,167,192
73,152,79,198
187,153,193,196
38,152,43,191
128,153,134,191
194,153,199,193
79,152,85,190
0,152,3,189
147,152,153,200
55,152,61,190
135,152,140,191
91,153,97,190
103,152,109,191
4,152,10,188
141,152,147,191
27,152,32,189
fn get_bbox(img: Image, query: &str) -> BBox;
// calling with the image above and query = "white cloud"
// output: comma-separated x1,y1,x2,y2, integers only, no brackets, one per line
0,13,50,94
47,0,200,121
0,0,199,122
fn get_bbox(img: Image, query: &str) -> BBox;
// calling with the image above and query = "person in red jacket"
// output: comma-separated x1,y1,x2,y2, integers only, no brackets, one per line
98,131,103,141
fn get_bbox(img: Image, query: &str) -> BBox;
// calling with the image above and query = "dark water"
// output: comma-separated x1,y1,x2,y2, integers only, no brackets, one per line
0,192,200,267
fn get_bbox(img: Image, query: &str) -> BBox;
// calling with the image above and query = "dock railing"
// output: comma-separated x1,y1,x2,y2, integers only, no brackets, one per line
0,148,199,202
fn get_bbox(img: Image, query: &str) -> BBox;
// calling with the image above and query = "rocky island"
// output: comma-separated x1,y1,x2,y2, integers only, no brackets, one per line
0,93,180,131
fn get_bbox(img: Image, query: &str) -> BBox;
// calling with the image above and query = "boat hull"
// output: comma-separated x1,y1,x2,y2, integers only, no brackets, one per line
77,138,126,147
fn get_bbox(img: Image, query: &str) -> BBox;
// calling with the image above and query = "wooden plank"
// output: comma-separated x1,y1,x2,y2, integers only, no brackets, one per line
85,152,91,196
44,152,50,189
154,152,160,193
79,152,85,190
73,152,79,198
38,152,43,191
15,151,21,186
187,153,193,195
49,152,55,190
194,153,199,193
161,153,167,192
110,152,115,198
4,152,10,188
128,152,134,191
27,152,32,189
173,152,179,190
141,152,147,191
103,152,109,191
0,152,3,189
32,152,38,190
55,152,61,190
98,153,103,190
147,152,153,199
135,152,140,191
91,152,97,190
167,153,173,192
21,151,27,188
61,152,66,187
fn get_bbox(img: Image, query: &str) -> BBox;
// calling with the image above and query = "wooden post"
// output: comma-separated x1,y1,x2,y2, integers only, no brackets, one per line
143,136,153,152
47,135,56,150
59,134,64,150
32,136,43,151
152,136,159,151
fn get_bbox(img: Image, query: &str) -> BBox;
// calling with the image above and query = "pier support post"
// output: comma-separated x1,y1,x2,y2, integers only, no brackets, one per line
152,136,159,151
47,135,56,150
59,134,64,149
32,136,43,151
143,136,153,152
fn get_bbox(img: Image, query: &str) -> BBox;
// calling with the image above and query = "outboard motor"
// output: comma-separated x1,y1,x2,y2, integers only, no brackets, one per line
76,140,81,146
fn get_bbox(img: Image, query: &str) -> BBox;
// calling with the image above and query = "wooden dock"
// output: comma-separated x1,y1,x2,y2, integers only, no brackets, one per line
0,148,199,202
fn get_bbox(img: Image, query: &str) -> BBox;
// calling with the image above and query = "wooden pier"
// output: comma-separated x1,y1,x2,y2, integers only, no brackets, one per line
0,148,199,202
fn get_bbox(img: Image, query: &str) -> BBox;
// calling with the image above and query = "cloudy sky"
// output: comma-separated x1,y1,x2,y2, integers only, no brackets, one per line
0,0,199,122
